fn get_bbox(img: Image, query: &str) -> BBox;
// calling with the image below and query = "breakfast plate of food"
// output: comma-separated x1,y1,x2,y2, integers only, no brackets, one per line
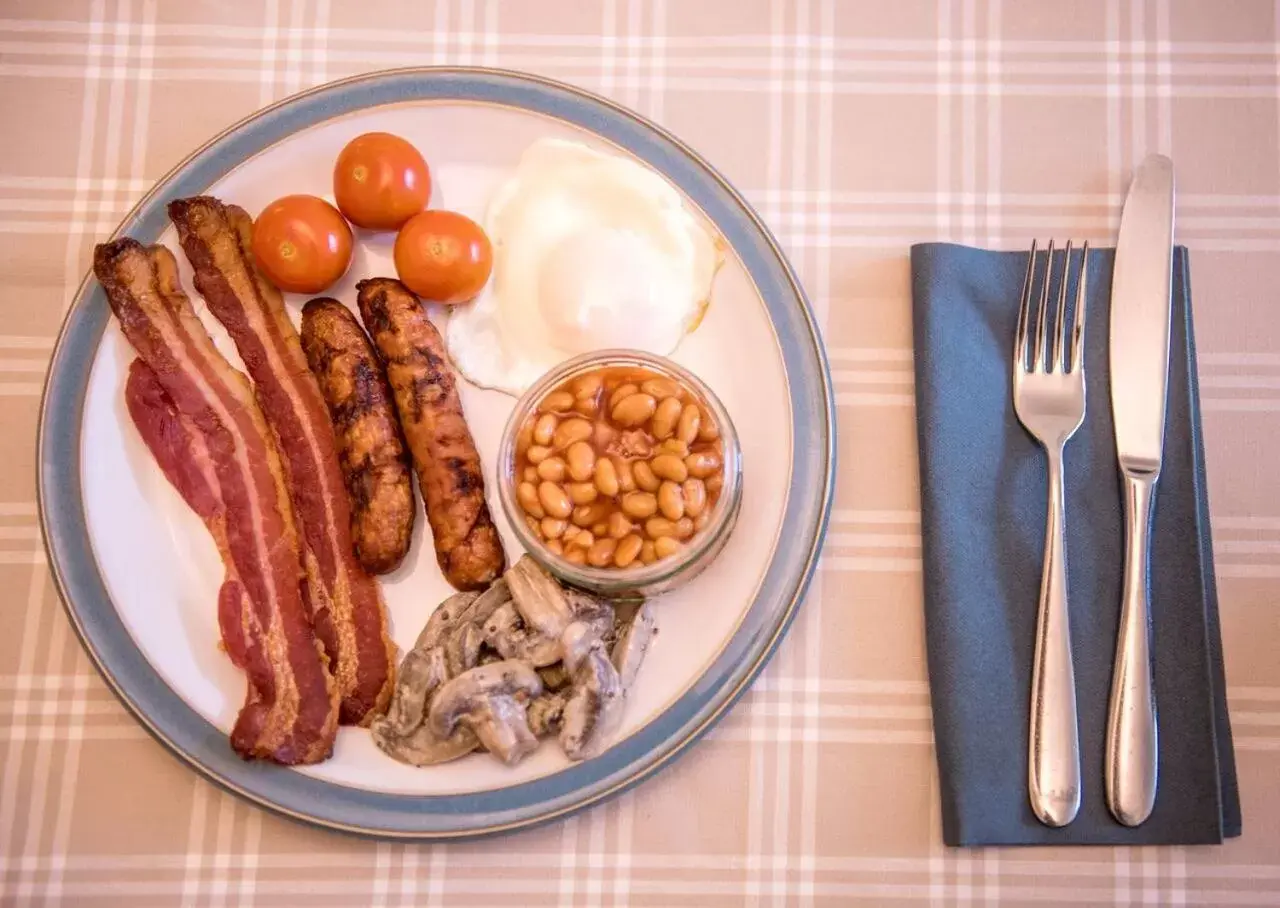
38,68,834,838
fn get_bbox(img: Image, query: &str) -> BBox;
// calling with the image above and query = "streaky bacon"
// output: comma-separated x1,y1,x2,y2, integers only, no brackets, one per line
95,238,339,765
169,196,395,725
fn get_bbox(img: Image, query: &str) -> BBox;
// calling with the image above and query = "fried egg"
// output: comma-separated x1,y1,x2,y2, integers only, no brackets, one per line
446,138,722,396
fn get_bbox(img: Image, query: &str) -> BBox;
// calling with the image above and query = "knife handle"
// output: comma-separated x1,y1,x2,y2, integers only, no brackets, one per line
1028,447,1082,827
1106,472,1159,826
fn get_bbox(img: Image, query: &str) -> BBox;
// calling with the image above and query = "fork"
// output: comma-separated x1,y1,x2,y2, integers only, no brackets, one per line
1013,239,1090,827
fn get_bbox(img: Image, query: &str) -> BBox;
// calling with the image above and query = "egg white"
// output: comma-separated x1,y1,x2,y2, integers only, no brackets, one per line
446,138,722,396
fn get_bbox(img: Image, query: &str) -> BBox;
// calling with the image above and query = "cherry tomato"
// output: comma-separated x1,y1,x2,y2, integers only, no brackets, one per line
251,195,353,294
393,210,493,305
333,132,431,230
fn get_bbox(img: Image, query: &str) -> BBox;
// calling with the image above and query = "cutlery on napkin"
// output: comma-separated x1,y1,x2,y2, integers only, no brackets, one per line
910,242,1240,847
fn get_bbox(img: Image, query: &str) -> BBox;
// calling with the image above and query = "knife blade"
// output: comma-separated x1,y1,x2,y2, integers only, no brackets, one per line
1106,153,1175,827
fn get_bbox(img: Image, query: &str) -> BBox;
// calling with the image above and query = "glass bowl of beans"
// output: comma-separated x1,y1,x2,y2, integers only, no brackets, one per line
496,349,742,599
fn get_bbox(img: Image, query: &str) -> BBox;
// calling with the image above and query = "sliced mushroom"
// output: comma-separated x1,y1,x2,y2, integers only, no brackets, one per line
611,600,655,691
565,588,615,644
379,644,448,737
370,641,481,765
371,717,478,766
505,555,575,638
527,691,569,737
483,601,562,667
468,576,513,626
428,660,544,766
417,590,481,651
445,621,484,678
560,637,625,761
559,620,598,675
479,696,541,765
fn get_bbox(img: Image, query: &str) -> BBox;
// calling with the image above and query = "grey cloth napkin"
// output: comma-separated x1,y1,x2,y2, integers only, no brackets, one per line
910,242,1240,847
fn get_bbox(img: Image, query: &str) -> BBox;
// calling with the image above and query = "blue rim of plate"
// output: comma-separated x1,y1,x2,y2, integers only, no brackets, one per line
36,67,835,840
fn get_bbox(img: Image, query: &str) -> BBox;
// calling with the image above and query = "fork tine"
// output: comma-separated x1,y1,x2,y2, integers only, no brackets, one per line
1051,240,1073,372
1071,241,1090,372
1033,239,1055,371
1014,238,1037,371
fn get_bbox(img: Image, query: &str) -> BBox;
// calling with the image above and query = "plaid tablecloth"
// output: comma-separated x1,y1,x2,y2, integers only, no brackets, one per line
4,1,1279,905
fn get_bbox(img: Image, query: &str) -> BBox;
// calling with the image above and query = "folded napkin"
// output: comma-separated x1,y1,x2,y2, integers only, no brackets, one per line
910,243,1241,847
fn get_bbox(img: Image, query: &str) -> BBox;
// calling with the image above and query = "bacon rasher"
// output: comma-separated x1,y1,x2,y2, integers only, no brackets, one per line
169,196,395,725
95,239,339,764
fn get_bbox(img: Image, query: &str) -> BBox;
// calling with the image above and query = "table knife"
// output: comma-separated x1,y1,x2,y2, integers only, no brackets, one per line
1106,153,1175,827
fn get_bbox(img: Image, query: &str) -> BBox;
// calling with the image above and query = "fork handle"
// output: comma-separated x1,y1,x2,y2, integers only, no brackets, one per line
1105,472,1159,826
1028,447,1082,827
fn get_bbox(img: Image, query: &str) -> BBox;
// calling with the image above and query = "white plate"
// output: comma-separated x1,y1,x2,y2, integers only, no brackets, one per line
41,68,834,838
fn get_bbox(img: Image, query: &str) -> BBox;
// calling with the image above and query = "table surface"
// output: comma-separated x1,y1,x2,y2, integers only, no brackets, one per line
4,1,1279,905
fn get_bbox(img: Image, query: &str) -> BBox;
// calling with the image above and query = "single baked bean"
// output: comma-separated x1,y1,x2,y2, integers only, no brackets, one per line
697,409,720,441
547,538,565,556
675,517,694,540
677,404,701,445
553,418,593,451
639,540,657,564
562,525,580,543
566,442,596,481
572,501,612,527
706,473,724,496
525,515,541,536
540,517,567,539
608,383,639,410
608,511,633,539
693,511,710,532
565,547,587,565
658,439,689,458
533,412,557,446
614,457,636,493
594,420,617,449
682,478,707,517
658,481,685,521
633,460,660,492
612,392,657,427
540,390,575,413
517,482,545,518
645,517,678,538
641,377,681,399
574,396,598,417
572,530,595,550
655,536,682,559
592,521,609,537
527,444,552,465
587,537,617,567
523,466,538,483
536,456,567,482
573,372,604,400
614,534,643,567
538,481,572,519
567,481,598,505
685,451,722,479
594,457,619,496
650,453,689,483
651,396,683,439
621,491,658,519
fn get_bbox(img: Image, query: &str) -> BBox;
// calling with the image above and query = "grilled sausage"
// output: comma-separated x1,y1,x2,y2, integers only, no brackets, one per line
355,277,507,590
300,297,414,574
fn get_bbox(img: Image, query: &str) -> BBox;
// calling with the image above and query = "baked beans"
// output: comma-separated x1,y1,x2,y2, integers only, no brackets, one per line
513,365,727,569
